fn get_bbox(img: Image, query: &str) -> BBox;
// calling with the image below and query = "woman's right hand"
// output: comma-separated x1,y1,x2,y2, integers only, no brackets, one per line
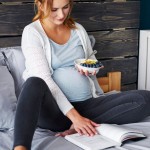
66,108,99,136
72,116,99,136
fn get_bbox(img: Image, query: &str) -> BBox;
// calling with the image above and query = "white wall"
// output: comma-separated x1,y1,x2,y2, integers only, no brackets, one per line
138,30,150,90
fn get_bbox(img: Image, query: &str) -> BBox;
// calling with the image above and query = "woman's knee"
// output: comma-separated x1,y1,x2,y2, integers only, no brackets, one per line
23,77,47,92
18,77,48,104
133,90,150,104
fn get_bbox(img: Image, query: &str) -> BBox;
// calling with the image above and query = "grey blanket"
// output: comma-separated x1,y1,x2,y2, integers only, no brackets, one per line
1,116,150,150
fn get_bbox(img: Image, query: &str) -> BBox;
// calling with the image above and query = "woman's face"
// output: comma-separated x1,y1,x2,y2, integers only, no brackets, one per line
43,0,71,25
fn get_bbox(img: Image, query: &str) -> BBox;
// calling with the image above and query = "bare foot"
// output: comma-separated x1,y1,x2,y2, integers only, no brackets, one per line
55,129,77,137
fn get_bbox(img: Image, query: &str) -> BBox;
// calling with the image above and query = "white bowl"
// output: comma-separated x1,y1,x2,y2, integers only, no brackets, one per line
74,59,104,73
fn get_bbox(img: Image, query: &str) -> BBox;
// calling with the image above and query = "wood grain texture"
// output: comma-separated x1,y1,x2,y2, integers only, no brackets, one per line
0,29,139,58
72,1,140,31
98,71,121,92
0,37,21,47
0,1,140,35
92,29,139,59
108,71,121,91
0,0,140,91
0,3,34,36
97,57,138,85
121,84,137,91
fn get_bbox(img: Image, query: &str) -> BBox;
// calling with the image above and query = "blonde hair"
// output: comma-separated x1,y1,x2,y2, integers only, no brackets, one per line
33,0,76,29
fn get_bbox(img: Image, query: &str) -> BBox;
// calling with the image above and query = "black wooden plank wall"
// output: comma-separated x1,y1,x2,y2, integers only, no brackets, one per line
0,0,140,91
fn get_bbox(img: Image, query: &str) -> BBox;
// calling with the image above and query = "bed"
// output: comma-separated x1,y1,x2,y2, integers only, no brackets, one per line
0,46,150,150
0,117,150,150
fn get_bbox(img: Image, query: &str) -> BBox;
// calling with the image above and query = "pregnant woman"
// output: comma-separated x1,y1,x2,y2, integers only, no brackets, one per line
13,0,150,150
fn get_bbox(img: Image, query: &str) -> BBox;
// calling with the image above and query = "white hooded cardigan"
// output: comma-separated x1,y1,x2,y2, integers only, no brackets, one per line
21,20,103,115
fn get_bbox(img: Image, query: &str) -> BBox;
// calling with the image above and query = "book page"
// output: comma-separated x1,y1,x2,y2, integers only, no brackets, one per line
96,124,144,143
65,133,119,150
120,132,145,142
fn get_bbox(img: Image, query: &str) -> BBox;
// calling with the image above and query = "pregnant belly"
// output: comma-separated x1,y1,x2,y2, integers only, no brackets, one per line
52,67,92,102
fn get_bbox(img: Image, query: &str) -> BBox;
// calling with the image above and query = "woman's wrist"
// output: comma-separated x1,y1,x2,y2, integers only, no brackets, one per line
66,108,82,123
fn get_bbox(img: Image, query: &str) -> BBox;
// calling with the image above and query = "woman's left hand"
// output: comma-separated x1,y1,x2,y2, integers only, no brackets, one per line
75,65,96,76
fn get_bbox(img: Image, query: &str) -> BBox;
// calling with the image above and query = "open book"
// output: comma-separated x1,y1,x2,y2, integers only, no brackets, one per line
65,124,146,150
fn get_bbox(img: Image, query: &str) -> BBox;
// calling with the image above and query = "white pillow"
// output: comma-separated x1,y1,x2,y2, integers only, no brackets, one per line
0,66,17,129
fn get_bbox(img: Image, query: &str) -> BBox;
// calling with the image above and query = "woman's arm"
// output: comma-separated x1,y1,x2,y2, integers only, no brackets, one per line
66,108,99,136
22,25,99,136
22,25,73,115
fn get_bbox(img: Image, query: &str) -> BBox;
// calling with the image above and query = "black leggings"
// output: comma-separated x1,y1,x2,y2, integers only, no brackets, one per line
13,77,150,149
